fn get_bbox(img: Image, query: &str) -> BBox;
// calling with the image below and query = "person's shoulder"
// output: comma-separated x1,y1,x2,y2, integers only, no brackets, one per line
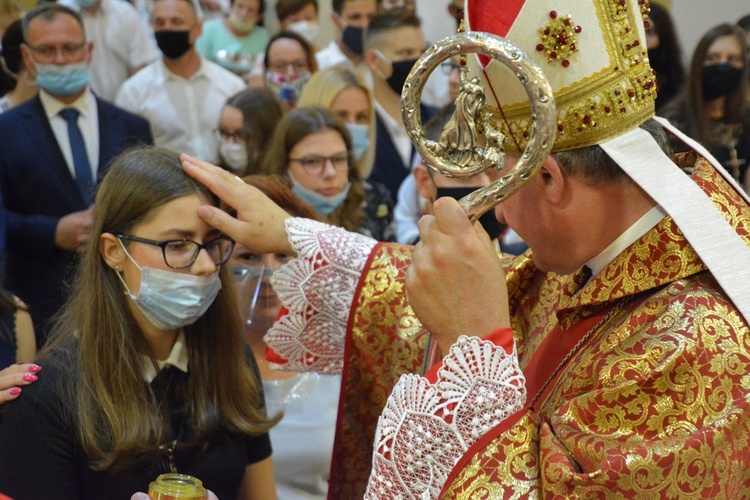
361,179,394,217
96,96,149,125
0,97,40,127
203,59,245,89
122,61,160,86
253,25,270,40
200,17,224,35
117,62,160,100
4,338,79,411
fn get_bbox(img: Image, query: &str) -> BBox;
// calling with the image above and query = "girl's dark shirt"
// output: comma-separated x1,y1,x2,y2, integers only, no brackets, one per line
0,338,272,500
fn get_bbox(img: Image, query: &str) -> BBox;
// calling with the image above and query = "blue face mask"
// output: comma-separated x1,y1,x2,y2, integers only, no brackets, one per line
117,240,223,330
290,172,351,217
34,61,90,96
345,123,370,161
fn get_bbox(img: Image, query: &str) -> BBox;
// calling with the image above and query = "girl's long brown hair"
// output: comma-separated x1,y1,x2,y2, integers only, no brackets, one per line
43,147,275,472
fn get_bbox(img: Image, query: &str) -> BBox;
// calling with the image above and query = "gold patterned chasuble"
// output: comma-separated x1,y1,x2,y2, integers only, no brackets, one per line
330,154,750,499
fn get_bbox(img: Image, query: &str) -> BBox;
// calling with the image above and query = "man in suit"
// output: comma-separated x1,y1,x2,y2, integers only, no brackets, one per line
0,2,152,345
363,11,435,202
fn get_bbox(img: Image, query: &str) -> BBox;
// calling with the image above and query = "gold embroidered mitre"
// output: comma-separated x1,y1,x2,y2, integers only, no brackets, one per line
465,0,657,153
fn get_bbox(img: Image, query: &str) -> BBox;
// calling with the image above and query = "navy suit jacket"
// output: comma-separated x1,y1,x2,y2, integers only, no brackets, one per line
0,94,152,344
371,103,437,203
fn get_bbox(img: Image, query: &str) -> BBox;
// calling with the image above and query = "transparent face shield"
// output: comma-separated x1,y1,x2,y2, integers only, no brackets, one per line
230,251,292,332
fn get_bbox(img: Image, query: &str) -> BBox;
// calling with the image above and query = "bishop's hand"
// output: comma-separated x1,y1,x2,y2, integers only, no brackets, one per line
406,196,511,355
181,154,294,256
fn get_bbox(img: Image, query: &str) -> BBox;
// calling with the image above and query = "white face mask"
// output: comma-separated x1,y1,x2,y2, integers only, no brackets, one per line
286,20,320,44
220,140,248,172
117,240,223,330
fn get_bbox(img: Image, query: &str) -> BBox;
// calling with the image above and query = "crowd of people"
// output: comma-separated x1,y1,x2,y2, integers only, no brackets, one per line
0,0,748,498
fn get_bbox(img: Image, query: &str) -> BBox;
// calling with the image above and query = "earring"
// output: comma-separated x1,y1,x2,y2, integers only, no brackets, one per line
115,265,121,271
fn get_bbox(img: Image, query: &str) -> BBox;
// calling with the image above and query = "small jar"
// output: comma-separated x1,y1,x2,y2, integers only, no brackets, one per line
148,473,208,500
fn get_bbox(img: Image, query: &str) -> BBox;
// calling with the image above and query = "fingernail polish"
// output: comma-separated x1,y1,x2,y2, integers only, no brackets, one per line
23,374,37,382
28,364,41,373
9,388,21,396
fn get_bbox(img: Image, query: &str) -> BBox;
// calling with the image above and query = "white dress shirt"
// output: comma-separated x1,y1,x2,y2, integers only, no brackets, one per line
374,99,412,168
116,57,246,163
141,331,189,383
314,40,374,89
62,0,159,101
39,88,100,183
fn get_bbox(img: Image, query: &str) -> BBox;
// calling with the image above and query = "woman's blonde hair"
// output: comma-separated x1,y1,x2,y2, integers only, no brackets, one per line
297,66,376,179
44,147,275,472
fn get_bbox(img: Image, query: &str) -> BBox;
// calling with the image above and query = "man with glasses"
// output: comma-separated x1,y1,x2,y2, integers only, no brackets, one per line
116,0,245,163
0,2,152,346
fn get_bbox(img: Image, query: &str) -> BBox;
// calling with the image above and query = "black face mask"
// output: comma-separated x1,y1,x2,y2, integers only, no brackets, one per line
702,63,743,100
435,186,506,241
155,30,192,60
341,24,365,57
387,57,419,96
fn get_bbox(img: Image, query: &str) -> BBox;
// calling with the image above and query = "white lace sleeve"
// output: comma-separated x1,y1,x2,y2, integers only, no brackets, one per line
365,336,527,499
265,217,378,374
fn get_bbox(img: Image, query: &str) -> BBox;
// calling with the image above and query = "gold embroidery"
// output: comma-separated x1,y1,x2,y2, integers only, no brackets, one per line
442,155,750,497
487,0,657,154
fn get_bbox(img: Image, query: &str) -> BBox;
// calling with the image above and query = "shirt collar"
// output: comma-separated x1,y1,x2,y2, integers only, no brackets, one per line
374,99,402,137
158,55,210,83
40,87,95,120
585,204,667,279
141,331,189,383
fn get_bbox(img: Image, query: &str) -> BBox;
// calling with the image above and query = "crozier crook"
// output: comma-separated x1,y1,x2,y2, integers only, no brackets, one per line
401,31,557,222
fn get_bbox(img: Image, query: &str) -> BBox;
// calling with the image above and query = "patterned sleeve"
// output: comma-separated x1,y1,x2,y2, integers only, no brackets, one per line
365,335,526,499
265,217,378,374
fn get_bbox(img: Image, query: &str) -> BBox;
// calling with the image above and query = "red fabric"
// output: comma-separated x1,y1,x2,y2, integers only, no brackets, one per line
423,327,515,384
264,306,290,365
467,0,526,66
522,308,611,407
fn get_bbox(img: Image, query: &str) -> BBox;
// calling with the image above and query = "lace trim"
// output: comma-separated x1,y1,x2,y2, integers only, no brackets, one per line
266,218,378,374
365,336,526,499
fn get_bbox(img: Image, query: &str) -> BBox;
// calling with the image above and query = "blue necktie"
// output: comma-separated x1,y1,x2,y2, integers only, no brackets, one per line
59,108,94,205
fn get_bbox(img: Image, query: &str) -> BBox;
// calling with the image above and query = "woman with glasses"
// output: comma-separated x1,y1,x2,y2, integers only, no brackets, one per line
216,87,284,175
226,175,341,499
262,106,394,241
0,147,278,499
297,66,376,179
251,30,317,111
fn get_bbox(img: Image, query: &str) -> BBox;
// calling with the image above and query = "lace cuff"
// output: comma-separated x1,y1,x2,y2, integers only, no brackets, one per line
365,336,527,499
265,218,378,374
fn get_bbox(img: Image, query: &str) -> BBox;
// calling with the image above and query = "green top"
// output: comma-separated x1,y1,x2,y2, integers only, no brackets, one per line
195,18,270,75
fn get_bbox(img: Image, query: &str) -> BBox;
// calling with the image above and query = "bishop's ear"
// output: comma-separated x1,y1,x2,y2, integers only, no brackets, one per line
537,155,567,204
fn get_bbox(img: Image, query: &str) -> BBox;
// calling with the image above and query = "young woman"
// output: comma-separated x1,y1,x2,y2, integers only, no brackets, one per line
216,87,284,175
228,175,340,499
661,23,750,190
0,147,277,499
297,65,376,179
262,106,394,241
195,0,270,78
